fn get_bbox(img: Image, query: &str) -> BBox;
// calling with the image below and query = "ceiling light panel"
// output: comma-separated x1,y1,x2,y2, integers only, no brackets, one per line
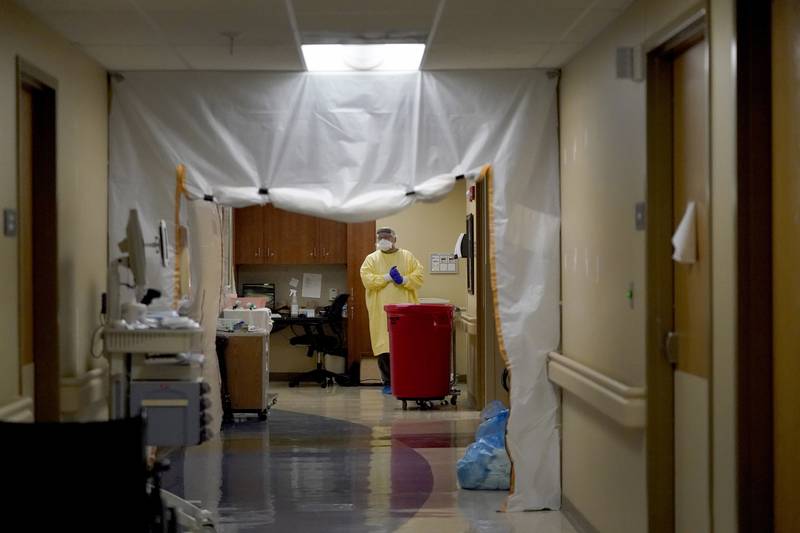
302,43,425,71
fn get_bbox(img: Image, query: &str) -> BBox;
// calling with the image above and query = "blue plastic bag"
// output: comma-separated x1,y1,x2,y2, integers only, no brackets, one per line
457,402,511,490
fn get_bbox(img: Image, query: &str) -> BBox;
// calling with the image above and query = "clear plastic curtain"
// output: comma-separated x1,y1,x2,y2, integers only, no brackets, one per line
109,69,561,510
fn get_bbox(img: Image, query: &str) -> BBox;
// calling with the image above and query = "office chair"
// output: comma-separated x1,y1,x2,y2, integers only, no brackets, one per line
0,416,173,532
288,293,350,388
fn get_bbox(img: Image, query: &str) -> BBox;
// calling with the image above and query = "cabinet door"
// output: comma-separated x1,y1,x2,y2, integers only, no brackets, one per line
265,207,318,264
317,218,348,264
234,206,264,264
223,335,265,410
347,221,377,375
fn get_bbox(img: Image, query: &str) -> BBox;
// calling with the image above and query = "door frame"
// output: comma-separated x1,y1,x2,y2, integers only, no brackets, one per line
735,1,774,531
645,15,707,533
16,58,60,421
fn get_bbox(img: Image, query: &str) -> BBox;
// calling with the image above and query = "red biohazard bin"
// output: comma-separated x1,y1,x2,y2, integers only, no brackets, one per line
385,304,454,403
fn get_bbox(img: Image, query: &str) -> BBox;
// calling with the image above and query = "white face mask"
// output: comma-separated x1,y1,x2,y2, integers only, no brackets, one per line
377,239,393,252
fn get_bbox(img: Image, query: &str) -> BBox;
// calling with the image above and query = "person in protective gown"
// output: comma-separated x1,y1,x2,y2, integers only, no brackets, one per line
360,227,424,394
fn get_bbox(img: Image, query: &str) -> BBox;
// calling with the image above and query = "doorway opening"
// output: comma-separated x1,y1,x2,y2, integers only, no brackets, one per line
645,15,710,533
17,58,59,421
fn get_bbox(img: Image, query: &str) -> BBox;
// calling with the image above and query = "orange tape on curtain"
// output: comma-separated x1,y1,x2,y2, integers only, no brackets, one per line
174,165,187,307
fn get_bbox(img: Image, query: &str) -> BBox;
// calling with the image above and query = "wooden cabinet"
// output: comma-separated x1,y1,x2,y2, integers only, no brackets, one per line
264,206,317,264
346,221,377,373
234,205,348,265
234,206,264,264
221,333,269,413
317,218,347,263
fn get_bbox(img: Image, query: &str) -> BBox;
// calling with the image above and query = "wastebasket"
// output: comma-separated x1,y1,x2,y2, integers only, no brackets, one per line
385,303,454,403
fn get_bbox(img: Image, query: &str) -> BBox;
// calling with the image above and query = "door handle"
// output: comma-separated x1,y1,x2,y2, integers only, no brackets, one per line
664,331,679,365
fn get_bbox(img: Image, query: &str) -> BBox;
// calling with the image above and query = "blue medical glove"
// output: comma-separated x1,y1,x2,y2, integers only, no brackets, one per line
389,266,404,285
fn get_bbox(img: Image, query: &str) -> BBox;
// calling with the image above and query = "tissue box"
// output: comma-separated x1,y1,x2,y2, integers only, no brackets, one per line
223,308,272,331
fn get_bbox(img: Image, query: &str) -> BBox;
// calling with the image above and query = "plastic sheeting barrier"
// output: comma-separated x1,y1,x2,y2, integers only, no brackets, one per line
109,69,560,510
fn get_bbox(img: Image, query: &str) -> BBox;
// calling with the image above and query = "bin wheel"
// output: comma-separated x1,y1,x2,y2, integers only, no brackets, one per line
450,395,458,406
402,400,408,410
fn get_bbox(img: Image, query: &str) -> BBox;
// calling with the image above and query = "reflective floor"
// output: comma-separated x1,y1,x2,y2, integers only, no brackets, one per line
162,384,577,533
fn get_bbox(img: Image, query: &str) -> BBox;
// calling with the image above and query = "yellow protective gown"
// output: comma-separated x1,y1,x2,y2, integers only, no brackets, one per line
360,248,424,355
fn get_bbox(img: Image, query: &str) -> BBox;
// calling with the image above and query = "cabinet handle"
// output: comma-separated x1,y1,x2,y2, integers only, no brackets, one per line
255,247,260,257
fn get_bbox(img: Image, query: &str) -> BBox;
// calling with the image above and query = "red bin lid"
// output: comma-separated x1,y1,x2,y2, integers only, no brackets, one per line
384,303,454,315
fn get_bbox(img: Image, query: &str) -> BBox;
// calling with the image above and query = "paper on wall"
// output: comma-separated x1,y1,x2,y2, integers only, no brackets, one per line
301,273,322,299
672,201,697,264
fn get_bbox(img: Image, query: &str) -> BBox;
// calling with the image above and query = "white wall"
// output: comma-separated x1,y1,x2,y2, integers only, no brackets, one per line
559,1,706,531
0,0,108,415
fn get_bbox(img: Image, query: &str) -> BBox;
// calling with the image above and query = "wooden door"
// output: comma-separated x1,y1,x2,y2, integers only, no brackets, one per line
672,38,711,533
317,218,347,264
266,207,317,264
18,65,59,421
772,2,800,530
646,22,709,533
18,85,34,401
234,206,264,264
346,221,376,377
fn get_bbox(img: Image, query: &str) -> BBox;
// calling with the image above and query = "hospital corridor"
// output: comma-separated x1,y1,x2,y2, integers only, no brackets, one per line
0,1,797,532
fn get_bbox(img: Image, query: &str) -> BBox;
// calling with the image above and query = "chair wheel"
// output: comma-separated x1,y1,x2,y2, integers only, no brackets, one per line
320,380,327,388
257,410,268,421
402,400,408,410
288,381,299,388
450,395,458,406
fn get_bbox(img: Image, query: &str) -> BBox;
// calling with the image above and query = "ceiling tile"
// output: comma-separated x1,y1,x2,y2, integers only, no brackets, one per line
596,0,635,9
134,0,283,11
561,8,622,44
297,13,433,35
26,11,159,45
538,0,593,8
14,0,630,70
433,8,584,45
292,0,436,15
176,45,304,70
16,0,132,12
536,42,584,68
82,45,187,70
146,9,295,46
424,43,550,70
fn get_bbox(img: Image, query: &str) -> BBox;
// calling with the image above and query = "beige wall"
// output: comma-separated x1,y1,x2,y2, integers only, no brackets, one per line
0,1,108,410
378,181,469,374
559,1,705,531
377,180,468,309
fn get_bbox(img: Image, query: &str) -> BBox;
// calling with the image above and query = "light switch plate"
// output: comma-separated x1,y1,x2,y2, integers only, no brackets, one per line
4,209,17,237
635,202,646,231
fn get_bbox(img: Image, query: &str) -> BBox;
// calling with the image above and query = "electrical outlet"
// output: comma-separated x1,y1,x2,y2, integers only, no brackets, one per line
329,288,338,301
